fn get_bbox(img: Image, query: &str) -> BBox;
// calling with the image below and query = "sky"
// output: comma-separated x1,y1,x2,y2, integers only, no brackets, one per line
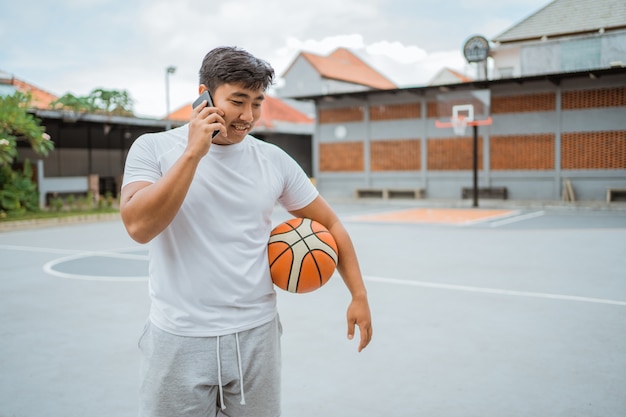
0,0,550,118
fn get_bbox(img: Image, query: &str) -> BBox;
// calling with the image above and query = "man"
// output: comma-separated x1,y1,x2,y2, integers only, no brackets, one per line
120,46,372,417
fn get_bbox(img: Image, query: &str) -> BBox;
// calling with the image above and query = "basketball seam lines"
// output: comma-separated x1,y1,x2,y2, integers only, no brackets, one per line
268,219,338,293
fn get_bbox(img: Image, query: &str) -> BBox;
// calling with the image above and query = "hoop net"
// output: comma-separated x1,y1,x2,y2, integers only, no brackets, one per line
451,116,468,136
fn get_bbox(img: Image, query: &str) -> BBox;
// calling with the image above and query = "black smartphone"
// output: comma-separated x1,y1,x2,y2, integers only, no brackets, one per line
192,90,214,109
192,91,219,137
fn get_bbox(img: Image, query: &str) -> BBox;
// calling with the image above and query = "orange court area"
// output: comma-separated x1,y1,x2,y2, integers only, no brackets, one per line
350,208,516,225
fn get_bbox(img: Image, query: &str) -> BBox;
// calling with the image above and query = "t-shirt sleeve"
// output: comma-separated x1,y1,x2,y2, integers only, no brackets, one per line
121,134,163,189
276,151,319,212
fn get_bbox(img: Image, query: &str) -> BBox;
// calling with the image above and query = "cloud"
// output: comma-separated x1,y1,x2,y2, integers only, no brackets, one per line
284,35,366,54
366,41,428,64
0,0,551,117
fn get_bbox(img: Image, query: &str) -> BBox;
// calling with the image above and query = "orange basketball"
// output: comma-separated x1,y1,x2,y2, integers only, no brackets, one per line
268,218,338,293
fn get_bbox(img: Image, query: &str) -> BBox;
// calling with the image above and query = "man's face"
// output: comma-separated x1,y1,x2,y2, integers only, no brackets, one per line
210,83,264,145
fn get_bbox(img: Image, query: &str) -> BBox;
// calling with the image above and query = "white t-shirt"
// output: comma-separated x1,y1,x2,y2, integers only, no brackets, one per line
122,124,318,336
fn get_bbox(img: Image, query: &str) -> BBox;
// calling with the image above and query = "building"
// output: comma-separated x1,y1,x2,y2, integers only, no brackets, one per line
279,47,396,99
1,72,175,204
293,0,626,203
277,47,397,117
428,68,474,86
307,68,626,202
490,0,626,79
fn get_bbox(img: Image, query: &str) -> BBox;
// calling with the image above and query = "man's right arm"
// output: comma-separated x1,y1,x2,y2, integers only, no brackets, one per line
120,151,202,244
120,101,225,244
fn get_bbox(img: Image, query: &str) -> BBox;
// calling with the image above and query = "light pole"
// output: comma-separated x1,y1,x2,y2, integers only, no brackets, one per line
165,66,176,130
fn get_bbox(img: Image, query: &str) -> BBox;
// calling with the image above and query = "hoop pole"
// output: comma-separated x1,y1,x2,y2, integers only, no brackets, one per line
472,125,479,208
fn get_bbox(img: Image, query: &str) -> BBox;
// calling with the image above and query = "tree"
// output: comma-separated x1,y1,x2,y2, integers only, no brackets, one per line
0,91,54,213
0,91,54,166
51,88,134,116
91,88,134,115
48,92,93,113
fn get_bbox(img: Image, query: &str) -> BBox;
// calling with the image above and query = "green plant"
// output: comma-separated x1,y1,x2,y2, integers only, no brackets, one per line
76,195,87,211
0,91,55,214
104,191,114,209
86,190,95,209
0,205,118,223
66,194,76,210
49,195,64,212
51,88,134,116
0,160,39,213
0,92,54,167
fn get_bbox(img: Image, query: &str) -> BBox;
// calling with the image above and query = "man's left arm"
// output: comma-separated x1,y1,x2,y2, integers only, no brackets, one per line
289,196,373,352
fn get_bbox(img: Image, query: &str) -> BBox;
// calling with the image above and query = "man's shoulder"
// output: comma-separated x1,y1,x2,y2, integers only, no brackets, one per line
133,125,188,151
246,135,288,157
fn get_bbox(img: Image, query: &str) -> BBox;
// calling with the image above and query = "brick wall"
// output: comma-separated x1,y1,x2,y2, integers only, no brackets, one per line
370,139,421,171
427,100,488,118
562,131,626,169
490,134,555,170
319,107,364,123
319,142,364,172
317,86,625,175
426,102,438,118
492,93,556,113
562,87,626,109
370,103,420,121
427,137,483,170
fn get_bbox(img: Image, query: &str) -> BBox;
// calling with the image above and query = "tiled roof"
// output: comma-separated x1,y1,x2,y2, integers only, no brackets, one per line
0,72,58,109
494,0,626,43
299,48,397,90
428,67,473,86
167,95,313,129
167,103,194,122
254,95,313,128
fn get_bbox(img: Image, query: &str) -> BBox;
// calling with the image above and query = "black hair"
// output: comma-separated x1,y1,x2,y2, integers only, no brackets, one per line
199,46,275,94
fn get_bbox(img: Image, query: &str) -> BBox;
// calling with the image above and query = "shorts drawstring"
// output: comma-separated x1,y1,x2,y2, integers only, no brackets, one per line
235,332,246,405
216,333,246,410
216,335,225,411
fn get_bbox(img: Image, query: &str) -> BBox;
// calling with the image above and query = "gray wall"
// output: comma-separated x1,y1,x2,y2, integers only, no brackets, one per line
312,73,626,202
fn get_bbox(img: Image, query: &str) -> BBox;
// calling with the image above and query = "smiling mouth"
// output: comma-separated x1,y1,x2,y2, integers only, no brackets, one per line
232,123,251,132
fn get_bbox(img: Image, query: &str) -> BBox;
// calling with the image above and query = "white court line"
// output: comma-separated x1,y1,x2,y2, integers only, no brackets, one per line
489,210,545,227
0,244,149,282
460,210,521,226
0,244,146,258
364,275,626,307
0,244,80,255
42,251,149,282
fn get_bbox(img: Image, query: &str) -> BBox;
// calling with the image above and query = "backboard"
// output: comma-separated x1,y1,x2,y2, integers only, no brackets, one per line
434,89,492,135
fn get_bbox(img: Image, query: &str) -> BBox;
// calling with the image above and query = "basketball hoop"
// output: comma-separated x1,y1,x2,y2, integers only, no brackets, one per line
451,116,468,136
434,99,492,134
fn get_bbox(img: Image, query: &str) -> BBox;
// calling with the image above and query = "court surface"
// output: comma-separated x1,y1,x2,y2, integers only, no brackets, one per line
1,201,625,417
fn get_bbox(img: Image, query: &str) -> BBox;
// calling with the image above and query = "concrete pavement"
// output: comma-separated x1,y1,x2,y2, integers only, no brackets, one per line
1,201,625,416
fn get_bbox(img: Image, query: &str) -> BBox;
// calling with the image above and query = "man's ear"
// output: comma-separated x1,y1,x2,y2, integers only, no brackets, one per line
198,84,208,94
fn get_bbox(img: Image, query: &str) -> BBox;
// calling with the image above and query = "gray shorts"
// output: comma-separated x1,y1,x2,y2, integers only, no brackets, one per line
138,315,282,417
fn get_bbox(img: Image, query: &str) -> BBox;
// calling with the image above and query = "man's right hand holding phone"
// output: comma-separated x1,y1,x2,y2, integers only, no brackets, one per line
188,90,226,159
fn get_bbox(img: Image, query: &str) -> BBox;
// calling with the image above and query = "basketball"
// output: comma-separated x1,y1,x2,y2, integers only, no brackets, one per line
268,218,338,293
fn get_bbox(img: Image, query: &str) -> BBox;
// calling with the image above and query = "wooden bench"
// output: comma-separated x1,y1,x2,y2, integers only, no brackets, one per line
355,188,425,199
386,189,425,199
356,188,385,199
606,188,626,203
461,187,508,200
